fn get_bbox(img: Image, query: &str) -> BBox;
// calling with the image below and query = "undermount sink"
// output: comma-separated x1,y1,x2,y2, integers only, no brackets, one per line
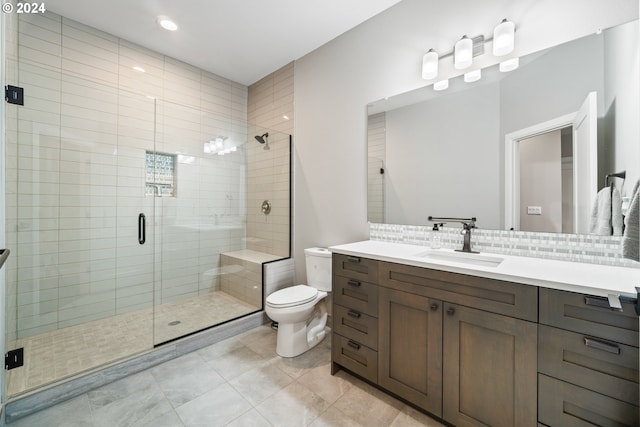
414,249,504,267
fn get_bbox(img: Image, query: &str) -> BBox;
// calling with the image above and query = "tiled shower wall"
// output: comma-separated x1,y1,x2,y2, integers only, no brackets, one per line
5,11,250,339
369,223,640,268
367,112,385,223
246,63,294,258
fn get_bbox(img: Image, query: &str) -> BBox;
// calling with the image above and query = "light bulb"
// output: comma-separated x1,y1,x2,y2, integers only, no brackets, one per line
464,69,481,83
493,19,515,56
422,49,439,80
454,36,473,70
499,57,519,72
434,79,449,91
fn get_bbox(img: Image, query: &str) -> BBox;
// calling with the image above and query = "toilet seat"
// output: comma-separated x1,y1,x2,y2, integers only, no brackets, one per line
266,285,318,308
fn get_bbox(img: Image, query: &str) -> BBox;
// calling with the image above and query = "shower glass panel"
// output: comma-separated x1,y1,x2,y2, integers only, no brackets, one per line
152,101,291,344
4,68,156,398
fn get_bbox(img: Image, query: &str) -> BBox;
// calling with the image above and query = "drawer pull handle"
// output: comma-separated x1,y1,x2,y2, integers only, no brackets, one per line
347,310,361,319
584,295,620,311
347,340,361,350
447,307,455,316
347,256,361,264
583,337,621,355
347,280,361,287
430,303,439,311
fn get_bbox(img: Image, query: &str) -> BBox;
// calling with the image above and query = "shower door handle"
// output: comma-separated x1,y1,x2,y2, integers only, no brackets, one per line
138,213,146,245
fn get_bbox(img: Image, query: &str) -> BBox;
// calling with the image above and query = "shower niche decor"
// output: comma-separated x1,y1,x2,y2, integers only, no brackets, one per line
145,151,177,197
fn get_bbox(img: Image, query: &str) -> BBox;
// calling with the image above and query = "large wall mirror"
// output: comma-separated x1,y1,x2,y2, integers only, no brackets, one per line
367,17,639,235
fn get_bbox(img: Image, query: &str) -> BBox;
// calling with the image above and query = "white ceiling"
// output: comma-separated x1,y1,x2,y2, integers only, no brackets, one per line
44,0,404,86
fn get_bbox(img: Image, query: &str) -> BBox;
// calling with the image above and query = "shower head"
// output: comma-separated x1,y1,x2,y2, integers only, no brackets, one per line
255,133,269,144
254,132,270,150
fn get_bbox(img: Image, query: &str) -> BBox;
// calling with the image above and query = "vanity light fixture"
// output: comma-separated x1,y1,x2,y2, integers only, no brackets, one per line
493,19,515,56
433,79,449,91
454,36,473,69
421,19,515,88
422,49,439,80
464,69,481,83
157,15,178,31
499,57,519,72
132,66,146,73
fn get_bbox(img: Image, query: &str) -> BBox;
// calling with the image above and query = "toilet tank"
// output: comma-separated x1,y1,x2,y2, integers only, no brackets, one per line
304,247,332,292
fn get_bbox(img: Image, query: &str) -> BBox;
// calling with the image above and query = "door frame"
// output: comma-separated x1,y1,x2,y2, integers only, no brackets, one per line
505,113,575,231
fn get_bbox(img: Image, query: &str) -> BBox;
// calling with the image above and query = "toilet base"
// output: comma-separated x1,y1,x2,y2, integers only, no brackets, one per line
275,301,328,358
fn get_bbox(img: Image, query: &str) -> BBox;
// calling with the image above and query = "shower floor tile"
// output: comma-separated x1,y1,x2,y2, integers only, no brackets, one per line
6,290,259,398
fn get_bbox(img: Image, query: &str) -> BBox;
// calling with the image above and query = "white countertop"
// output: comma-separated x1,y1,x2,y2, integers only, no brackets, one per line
329,240,640,298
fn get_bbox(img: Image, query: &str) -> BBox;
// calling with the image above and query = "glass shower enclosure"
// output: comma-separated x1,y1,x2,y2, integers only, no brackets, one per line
3,68,291,398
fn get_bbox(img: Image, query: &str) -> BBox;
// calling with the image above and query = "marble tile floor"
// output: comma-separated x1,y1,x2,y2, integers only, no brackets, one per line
9,325,446,427
7,291,259,398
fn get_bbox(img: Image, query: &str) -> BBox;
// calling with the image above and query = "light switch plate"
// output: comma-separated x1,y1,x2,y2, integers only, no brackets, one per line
527,206,542,215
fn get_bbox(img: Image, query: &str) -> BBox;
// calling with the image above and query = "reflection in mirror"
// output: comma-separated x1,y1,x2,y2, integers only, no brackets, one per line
367,19,639,235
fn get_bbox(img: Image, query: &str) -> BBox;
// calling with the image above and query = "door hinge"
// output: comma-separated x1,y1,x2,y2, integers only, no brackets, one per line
5,85,24,105
5,348,24,370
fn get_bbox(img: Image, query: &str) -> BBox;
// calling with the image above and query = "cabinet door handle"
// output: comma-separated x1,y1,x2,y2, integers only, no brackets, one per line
346,256,361,264
447,307,455,316
347,340,361,350
430,303,439,311
347,279,361,287
583,337,621,355
347,310,361,319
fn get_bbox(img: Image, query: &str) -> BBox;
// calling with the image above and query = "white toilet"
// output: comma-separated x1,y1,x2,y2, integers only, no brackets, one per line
265,247,331,357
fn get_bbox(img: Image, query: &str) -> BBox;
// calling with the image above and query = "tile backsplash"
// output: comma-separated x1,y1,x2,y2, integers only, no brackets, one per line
369,223,640,268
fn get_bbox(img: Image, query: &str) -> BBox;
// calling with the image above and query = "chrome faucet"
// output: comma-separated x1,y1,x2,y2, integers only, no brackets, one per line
428,216,478,253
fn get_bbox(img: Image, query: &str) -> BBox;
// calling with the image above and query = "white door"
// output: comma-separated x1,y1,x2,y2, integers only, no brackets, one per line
572,92,598,234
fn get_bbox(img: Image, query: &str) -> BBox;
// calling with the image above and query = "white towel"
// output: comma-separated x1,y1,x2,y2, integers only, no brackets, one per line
622,180,639,262
589,186,623,236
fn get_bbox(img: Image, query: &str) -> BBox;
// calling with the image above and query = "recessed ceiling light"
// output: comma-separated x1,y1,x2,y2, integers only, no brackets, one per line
132,66,145,73
157,16,178,31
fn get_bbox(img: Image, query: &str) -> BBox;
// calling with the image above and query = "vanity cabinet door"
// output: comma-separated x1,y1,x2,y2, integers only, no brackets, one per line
378,287,443,417
443,303,537,427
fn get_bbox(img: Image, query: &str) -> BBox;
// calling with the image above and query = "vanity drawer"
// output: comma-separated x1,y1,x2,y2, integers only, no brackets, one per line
538,374,638,427
333,275,378,317
332,334,378,383
379,261,537,321
332,254,379,283
333,304,378,350
538,324,639,405
539,288,639,347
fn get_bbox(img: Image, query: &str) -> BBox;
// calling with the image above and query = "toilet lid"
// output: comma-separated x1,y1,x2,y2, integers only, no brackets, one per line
267,285,318,308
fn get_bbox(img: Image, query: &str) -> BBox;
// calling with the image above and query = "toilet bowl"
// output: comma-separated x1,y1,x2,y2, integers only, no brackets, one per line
265,247,332,357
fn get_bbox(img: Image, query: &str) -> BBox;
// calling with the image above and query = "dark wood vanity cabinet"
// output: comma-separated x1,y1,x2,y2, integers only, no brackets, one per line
378,261,538,427
378,287,443,417
330,253,638,427
331,254,379,383
443,303,537,427
538,288,639,427
331,254,538,426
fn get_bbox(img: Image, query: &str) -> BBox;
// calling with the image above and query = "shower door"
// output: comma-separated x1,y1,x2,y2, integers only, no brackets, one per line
152,99,255,345
4,66,157,397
